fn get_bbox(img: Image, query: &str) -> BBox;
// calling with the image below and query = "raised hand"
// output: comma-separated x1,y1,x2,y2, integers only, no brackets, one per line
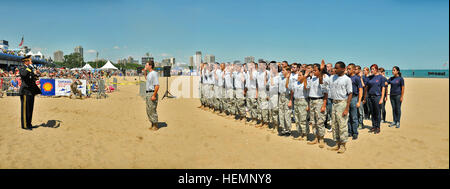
320,59,325,71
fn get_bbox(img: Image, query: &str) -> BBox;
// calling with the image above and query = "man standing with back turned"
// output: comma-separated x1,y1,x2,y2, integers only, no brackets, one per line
144,61,160,131
19,55,41,130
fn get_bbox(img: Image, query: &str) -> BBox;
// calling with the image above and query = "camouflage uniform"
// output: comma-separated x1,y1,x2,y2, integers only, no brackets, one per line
278,92,291,133
146,93,158,124
294,98,309,135
310,99,326,137
331,100,349,143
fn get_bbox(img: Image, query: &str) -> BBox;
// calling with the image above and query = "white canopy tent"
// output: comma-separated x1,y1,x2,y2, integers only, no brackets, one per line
100,60,118,70
81,63,94,70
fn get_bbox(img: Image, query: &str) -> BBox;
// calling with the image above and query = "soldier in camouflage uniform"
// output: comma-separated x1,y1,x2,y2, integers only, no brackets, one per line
327,61,353,154
279,66,292,136
290,69,310,141
233,63,246,122
256,61,269,128
245,62,258,125
267,62,279,133
306,61,329,148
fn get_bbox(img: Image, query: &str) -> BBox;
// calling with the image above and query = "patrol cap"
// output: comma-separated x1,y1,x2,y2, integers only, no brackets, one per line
21,55,32,62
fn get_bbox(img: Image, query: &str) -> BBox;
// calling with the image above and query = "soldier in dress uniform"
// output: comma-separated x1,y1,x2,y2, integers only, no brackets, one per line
19,55,41,130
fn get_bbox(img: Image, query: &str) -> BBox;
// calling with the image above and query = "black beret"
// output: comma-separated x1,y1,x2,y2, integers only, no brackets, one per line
21,55,32,61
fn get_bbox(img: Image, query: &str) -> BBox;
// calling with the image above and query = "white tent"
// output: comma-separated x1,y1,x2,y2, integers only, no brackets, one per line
81,63,94,70
26,51,34,56
100,60,118,70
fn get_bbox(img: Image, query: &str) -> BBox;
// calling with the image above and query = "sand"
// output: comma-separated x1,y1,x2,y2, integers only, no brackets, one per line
0,76,448,169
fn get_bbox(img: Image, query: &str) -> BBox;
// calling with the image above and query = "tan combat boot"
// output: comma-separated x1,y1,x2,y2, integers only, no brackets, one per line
307,136,318,145
318,136,325,148
272,125,278,133
152,123,159,131
260,123,268,129
337,143,346,154
327,142,340,151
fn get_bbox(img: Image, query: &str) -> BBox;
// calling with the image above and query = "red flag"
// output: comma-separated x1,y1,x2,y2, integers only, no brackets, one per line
19,36,24,47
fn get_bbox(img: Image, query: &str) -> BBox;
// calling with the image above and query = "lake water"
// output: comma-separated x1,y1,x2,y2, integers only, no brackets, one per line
384,69,448,78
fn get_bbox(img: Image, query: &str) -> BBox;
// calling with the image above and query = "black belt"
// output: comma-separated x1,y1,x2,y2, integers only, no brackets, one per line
309,97,323,100
146,90,154,93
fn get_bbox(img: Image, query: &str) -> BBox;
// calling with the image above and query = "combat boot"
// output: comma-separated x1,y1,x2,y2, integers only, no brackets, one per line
337,143,346,154
307,136,318,145
318,136,325,148
153,125,159,131
327,142,340,151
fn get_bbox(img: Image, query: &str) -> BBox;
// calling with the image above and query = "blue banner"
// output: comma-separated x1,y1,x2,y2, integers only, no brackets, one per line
40,79,55,96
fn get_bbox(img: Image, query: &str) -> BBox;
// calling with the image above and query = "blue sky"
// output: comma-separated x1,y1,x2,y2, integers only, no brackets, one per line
1,0,448,69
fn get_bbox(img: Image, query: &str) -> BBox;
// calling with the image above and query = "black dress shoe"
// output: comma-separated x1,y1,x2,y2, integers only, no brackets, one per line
352,134,358,140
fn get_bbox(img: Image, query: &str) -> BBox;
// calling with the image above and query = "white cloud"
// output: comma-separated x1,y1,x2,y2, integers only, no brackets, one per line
113,46,120,49
161,53,170,57
87,49,97,53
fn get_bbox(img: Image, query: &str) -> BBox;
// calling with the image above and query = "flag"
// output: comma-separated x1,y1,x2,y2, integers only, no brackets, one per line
19,36,24,47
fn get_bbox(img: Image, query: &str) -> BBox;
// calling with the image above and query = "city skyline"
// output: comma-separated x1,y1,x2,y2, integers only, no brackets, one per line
1,0,448,69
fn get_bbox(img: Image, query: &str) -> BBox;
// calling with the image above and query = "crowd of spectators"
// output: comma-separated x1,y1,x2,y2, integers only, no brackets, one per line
0,66,130,97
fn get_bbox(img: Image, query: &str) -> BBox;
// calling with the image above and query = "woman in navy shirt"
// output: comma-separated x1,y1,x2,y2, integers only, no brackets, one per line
387,66,405,128
363,64,386,134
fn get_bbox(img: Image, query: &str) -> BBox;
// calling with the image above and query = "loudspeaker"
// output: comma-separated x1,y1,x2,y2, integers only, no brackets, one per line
163,66,171,77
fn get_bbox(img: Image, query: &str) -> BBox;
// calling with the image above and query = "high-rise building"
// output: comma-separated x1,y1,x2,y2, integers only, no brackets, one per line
0,40,9,49
194,51,202,68
53,50,64,62
205,54,215,64
245,56,255,63
74,46,84,61
189,56,194,67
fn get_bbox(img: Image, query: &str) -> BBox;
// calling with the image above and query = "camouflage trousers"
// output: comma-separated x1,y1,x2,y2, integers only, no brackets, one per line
278,93,292,133
200,83,205,105
258,90,270,123
246,89,258,120
234,89,246,118
294,98,309,135
214,86,223,110
332,100,349,143
224,88,234,114
310,98,326,137
146,93,158,124
208,84,215,107
269,94,279,125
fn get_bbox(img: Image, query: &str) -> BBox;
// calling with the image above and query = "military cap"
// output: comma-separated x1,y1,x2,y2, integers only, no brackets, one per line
21,55,32,61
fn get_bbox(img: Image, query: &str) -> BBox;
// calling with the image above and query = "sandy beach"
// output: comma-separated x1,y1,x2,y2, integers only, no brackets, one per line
0,76,448,169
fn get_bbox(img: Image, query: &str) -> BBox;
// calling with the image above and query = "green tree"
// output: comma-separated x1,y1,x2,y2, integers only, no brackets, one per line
63,53,84,68
87,60,107,69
